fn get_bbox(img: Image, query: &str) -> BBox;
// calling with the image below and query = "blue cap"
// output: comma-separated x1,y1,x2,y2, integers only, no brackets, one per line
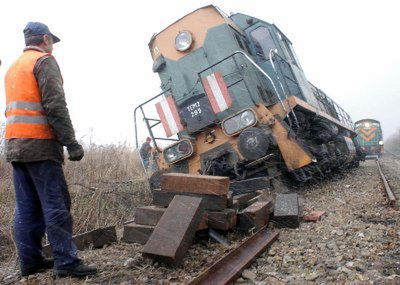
23,22,60,43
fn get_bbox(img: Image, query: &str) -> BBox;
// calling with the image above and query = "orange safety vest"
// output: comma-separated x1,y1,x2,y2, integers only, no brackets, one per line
4,50,56,139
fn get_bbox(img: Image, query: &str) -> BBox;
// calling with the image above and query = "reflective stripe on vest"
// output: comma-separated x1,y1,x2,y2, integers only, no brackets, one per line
7,115,49,125
5,101,46,119
6,101,44,112
4,50,56,140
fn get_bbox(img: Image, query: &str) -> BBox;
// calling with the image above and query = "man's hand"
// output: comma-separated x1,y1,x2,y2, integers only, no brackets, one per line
67,143,84,161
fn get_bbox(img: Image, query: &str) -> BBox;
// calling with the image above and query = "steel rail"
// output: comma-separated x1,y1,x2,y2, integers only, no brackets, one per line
188,228,279,285
376,159,397,209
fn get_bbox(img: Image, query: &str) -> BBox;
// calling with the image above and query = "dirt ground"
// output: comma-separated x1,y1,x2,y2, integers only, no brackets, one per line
0,157,399,284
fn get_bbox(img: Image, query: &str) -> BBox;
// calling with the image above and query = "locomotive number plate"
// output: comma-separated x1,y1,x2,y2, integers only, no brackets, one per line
186,101,202,118
180,95,216,133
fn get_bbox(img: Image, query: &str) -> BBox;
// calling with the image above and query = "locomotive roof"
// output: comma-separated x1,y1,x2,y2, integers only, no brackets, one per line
148,5,242,46
148,5,246,62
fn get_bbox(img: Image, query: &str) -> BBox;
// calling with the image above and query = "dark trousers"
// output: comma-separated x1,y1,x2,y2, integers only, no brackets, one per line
12,160,80,270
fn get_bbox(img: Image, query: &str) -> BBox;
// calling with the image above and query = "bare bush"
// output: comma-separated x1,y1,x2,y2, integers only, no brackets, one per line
0,131,151,262
65,142,152,233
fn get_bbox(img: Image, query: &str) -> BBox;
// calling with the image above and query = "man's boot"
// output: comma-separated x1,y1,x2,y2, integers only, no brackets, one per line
54,261,97,278
21,258,54,277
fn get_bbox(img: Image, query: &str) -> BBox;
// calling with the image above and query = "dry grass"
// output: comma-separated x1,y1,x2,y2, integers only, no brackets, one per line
0,139,151,263
0,151,14,262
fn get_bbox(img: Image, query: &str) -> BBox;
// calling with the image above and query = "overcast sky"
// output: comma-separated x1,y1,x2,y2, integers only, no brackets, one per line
1,0,399,147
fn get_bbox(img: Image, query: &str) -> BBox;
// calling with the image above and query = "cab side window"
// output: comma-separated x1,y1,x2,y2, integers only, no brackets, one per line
277,32,302,68
250,27,276,61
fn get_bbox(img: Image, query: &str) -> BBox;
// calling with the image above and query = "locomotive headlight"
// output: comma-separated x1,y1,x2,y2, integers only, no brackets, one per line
222,109,257,136
164,148,178,162
163,139,194,164
241,110,256,126
379,140,384,145
175,31,193,52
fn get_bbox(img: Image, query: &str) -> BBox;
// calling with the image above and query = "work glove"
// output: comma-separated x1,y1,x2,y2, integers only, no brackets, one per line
67,142,84,161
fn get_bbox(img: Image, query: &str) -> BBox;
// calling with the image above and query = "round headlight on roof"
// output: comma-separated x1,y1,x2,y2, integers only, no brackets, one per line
175,31,193,52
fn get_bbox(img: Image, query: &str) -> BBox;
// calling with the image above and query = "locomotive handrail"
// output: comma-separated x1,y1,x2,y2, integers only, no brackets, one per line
197,50,290,123
266,50,354,130
327,95,354,129
266,50,354,131
134,89,172,149
268,49,300,130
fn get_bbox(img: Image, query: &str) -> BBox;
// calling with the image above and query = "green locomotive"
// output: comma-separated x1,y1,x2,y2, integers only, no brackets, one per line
355,119,384,158
134,5,363,188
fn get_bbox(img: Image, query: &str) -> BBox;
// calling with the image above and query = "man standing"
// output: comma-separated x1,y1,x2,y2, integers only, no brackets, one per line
4,22,96,277
140,137,152,169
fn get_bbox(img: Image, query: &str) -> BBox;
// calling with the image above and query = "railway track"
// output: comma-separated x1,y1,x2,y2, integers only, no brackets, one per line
376,155,398,209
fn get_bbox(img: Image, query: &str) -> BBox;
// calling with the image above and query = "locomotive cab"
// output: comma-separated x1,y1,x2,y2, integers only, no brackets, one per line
231,13,319,108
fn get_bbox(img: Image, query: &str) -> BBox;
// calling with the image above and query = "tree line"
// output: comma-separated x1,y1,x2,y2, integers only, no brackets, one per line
385,128,400,154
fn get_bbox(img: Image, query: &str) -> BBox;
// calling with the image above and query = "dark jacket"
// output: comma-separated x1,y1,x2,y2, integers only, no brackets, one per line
5,46,78,163
140,142,152,159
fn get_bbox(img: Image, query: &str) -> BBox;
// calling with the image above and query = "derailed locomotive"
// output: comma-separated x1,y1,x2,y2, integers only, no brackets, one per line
134,5,363,187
